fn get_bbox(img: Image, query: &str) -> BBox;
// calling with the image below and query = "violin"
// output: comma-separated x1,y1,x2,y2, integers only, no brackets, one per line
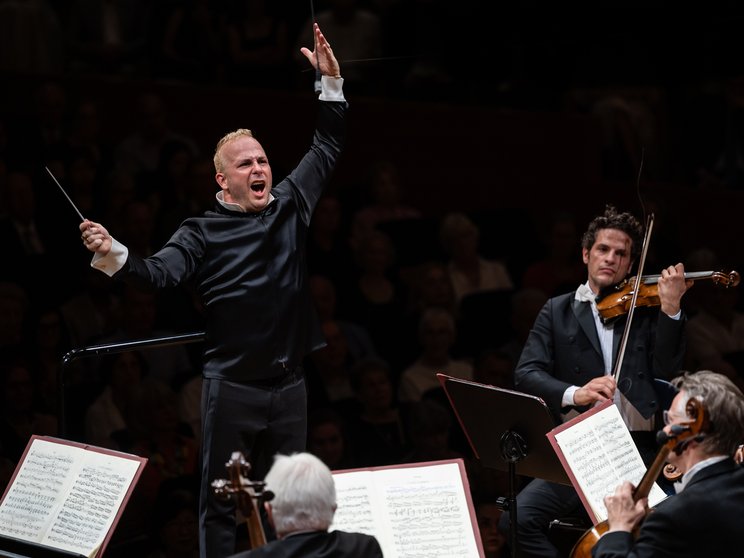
570,397,709,558
596,269,740,322
212,451,274,550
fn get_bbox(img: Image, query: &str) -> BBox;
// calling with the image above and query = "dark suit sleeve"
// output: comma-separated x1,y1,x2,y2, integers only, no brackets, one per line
592,531,636,558
514,298,574,416
282,99,347,226
651,311,686,381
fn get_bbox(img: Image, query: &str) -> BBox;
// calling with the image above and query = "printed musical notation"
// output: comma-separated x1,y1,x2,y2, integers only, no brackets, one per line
331,460,482,558
550,402,667,523
0,437,144,558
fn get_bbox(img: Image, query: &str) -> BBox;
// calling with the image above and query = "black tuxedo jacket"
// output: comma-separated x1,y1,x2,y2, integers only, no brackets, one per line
230,530,383,558
515,292,685,421
593,458,744,558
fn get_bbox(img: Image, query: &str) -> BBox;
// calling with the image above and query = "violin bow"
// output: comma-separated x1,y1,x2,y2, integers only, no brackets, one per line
611,212,654,384
611,144,652,384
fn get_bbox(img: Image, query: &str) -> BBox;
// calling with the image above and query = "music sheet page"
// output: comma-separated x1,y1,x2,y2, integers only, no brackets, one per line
551,403,667,523
0,438,140,558
331,461,482,558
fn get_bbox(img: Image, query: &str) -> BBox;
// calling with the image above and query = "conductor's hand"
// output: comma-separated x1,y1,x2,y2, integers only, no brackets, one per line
605,481,647,533
658,262,692,317
80,219,112,256
300,23,341,78
573,376,616,406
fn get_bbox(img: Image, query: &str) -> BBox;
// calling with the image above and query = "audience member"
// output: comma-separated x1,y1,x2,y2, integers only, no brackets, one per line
338,229,409,372
439,212,513,305
309,274,377,362
497,288,549,367
402,399,463,464
475,498,508,558
113,91,199,180
307,195,355,286
153,0,222,83
472,348,515,390
398,307,472,403
305,320,360,419
521,212,585,297
84,350,147,449
307,407,356,470
0,0,63,75
146,480,200,558
349,160,421,249
347,359,410,467
0,356,58,465
67,0,152,76
98,283,195,389
224,0,292,89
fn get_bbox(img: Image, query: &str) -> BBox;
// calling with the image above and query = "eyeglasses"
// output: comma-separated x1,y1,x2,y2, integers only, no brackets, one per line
663,409,688,426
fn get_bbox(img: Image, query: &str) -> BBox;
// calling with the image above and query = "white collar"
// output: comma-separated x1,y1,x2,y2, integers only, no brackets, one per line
575,282,596,304
215,190,275,213
674,455,727,493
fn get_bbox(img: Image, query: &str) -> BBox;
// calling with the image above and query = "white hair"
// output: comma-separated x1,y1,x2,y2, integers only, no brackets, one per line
265,452,337,536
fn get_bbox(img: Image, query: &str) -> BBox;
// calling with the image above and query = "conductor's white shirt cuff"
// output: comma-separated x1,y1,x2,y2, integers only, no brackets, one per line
320,75,345,102
563,385,580,407
91,237,128,277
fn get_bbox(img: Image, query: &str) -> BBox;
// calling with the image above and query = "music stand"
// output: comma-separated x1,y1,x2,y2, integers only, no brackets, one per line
438,374,570,558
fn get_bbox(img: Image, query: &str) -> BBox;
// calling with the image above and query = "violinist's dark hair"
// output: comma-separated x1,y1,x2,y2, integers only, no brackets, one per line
671,370,744,458
581,205,643,261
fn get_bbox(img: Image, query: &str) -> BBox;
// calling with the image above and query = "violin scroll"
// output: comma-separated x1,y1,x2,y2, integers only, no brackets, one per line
710,270,740,288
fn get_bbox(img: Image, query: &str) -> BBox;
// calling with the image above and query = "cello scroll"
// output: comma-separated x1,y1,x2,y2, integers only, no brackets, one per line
211,451,274,550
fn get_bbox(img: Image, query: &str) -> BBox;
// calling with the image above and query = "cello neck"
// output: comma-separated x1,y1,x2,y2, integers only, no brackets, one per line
633,445,671,501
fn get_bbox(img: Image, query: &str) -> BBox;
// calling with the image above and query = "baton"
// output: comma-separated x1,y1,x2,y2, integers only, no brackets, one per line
45,166,85,222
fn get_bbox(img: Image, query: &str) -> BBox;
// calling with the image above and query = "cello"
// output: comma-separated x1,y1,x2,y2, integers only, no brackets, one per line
211,451,274,550
570,397,709,558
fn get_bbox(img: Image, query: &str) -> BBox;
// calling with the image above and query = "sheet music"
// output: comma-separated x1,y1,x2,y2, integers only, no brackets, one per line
331,461,481,558
552,403,667,523
0,438,141,558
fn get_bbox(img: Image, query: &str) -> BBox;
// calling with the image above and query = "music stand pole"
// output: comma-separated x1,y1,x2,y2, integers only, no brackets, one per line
499,430,527,558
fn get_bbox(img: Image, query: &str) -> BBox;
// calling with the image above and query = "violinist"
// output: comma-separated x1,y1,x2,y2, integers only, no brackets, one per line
499,205,691,558
596,370,744,558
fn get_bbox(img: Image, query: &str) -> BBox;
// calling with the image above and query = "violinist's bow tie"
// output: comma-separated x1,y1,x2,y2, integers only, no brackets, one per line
575,283,597,304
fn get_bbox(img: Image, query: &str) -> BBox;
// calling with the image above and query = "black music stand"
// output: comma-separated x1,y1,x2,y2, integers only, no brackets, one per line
438,374,569,558
0,537,85,558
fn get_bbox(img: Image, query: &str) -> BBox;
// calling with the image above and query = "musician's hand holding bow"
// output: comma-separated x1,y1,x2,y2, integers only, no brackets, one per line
574,376,616,407
79,219,112,255
604,481,647,534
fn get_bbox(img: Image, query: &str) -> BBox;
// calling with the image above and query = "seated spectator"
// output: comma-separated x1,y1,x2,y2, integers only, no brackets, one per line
307,407,356,471
0,355,58,465
146,479,200,558
398,307,472,404
84,350,147,449
439,212,513,306
475,497,508,558
521,212,585,298
349,160,421,250
347,359,410,467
